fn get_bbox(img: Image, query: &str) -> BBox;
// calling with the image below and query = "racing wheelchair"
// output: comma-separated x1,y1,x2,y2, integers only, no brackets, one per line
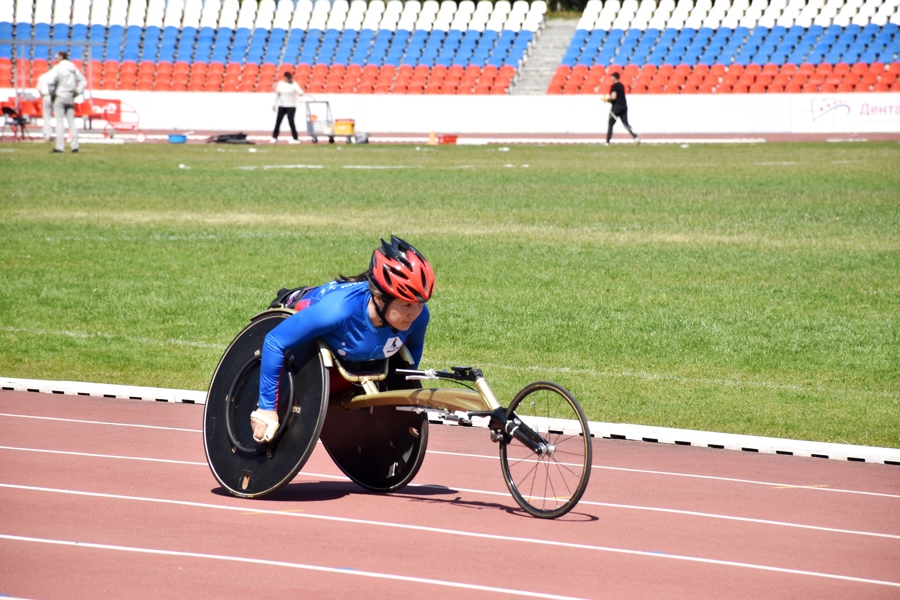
203,308,593,519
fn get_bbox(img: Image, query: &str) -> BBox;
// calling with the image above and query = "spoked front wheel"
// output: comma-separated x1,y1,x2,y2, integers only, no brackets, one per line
499,381,592,518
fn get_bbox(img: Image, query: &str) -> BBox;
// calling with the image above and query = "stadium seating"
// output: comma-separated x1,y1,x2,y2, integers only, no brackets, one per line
554,0,900,93
1,0,897,94
2,0,543,93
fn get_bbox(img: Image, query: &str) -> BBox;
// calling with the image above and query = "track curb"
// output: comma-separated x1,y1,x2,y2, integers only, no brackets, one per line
3,376,898,466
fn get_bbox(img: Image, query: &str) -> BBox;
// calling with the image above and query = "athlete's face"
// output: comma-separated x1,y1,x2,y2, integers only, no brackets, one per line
383,300,424,331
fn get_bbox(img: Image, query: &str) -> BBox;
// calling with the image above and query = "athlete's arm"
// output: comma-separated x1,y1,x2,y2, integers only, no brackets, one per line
258,301,346,411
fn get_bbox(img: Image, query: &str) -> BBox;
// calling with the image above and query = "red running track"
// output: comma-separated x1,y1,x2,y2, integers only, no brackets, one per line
1,390,899,600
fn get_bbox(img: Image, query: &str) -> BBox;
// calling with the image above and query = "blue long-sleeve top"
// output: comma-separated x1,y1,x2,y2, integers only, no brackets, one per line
258,280,430,411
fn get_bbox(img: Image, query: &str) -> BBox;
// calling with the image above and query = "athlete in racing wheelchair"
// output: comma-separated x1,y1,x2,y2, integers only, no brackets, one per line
203,235,592,518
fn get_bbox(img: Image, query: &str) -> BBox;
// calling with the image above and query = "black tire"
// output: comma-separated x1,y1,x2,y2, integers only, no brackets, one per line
499,381,592,518
311,136,318,143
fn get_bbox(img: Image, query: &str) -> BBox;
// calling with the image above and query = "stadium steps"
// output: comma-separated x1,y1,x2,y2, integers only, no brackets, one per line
510,18,580,95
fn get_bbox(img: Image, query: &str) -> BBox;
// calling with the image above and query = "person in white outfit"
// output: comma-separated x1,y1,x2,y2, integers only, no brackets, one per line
271,71,305,144
44,51,87,153
36,71,54,141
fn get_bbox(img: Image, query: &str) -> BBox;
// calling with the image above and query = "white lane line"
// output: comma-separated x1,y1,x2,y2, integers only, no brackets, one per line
4,445,900,539
1,484,898,590
2,437,897,501
429,451,900,500
0,446,207,466
303,474,900,541
0,533,586,600
0,413,201,433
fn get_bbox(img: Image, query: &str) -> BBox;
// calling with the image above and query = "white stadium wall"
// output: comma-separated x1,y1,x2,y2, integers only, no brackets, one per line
4,89,899,135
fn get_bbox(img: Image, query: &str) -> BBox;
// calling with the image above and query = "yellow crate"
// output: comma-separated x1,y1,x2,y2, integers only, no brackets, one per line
334,119,355,135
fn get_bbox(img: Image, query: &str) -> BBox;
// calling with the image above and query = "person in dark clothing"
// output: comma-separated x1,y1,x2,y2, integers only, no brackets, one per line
604,72,639,146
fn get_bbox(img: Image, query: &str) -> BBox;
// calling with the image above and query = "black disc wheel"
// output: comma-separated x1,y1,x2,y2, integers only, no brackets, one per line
499,381,592,518
319,355,429,493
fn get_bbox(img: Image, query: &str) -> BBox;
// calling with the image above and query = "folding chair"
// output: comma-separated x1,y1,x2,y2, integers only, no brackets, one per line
1,105,32,141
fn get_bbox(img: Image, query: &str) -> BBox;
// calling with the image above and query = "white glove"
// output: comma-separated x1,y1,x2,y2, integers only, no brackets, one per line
250,409,280,443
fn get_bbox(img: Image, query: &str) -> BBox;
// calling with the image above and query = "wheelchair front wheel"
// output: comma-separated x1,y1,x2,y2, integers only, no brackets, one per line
499,381,592,519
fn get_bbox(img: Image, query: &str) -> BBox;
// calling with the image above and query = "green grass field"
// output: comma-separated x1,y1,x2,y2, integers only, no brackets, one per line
1,141,898,447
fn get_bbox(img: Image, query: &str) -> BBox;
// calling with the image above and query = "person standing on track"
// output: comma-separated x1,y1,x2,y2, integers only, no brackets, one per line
271,71,305,144
45,51,86,153
250,236,436,443
604,72,639,146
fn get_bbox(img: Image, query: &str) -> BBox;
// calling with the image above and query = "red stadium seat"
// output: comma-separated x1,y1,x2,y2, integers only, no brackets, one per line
767,84,783,93
833,62,850,75
681,84,698,93
798,63,815,74
801,83,818,93
733,82,751,93
697,84,714,93
748,84,766,93
784,83,801,93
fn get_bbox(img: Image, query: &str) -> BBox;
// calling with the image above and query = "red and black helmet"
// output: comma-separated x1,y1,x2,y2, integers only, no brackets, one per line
369,236,435,303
